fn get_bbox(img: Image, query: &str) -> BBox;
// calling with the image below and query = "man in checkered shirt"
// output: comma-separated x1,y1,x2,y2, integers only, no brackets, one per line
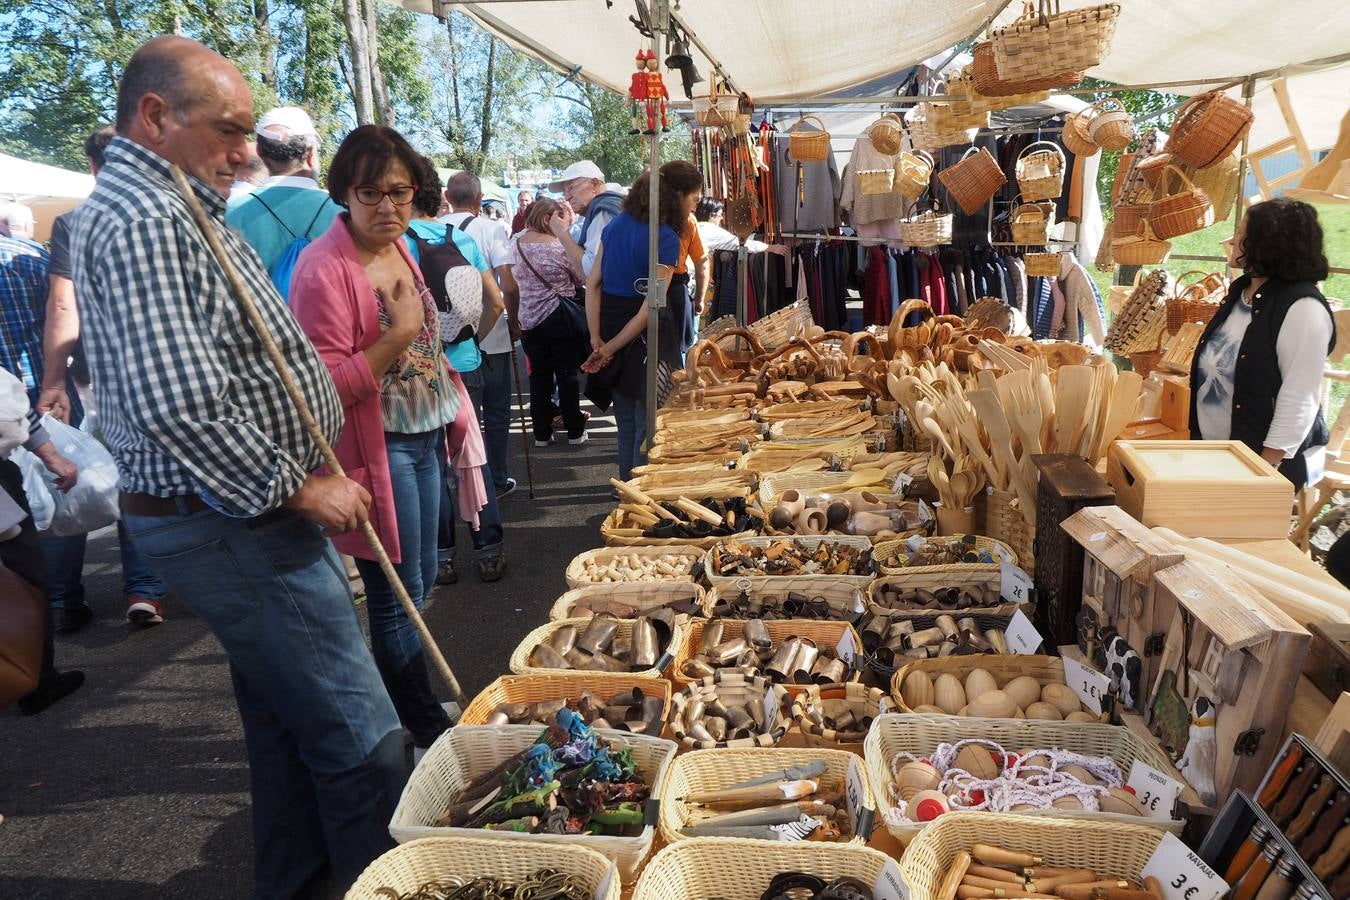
68,36,407,897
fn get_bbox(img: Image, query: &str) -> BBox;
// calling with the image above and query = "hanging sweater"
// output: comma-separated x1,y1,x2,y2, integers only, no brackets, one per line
839,131,906,226
1057,252,1106,346
774,123,840,234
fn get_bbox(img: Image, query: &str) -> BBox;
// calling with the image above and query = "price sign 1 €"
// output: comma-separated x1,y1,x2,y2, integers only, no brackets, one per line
1062,654,1111,716
1142,832,1227,900
1126,760,1184,820
1000,556,1034,605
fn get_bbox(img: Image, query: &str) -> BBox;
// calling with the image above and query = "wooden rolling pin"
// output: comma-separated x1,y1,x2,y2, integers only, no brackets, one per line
674,496,725,527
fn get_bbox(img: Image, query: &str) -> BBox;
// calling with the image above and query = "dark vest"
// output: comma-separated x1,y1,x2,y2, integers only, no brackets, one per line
1189,274,1336,489
578,191,624,247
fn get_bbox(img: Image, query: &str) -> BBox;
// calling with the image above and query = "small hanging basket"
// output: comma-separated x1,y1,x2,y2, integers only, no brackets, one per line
1187,151,1241,222
894,149,935,201
938,146,1008,214
1148,164,1214,240
1168,90,1255,169
1136,152,1172,189
899,200,953,248
1085,97,1135,151
905,104,974,152
1062,109,1099,157
1112,181,1154,239
1010,198,1055,244
1164,270,1227,335
789,114,832,163
1112,220,1172,266
971,40,1081,96
693,80,738,127
869,113,904,155
857,168,896,195
991,1,1122,82
1015,140,1066,200
1094,220,1116,273
1025,250,1062,277
930,77,991,133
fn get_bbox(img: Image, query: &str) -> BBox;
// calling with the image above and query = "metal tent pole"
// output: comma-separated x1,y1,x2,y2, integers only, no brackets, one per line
736,244,748,325
643,0,668,450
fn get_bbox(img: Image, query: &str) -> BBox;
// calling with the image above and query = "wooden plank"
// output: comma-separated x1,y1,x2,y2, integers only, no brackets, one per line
1312,692,1350,772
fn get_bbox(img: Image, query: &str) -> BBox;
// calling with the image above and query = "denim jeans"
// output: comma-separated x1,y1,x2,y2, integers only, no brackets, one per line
353,430,451,748
438,457,505,560
461,355,514,492
40,523,167,608
122,502,406,899
613,392,647,481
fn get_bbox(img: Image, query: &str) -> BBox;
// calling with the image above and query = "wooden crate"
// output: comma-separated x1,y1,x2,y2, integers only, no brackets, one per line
1032,454,1116,647
1106,440,1294,539
1306,622,1350,701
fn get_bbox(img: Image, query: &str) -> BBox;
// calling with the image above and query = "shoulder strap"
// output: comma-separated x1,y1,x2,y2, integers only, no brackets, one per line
454,213,477,231
301,199,329,239
251,192,296,240
516,241,567,302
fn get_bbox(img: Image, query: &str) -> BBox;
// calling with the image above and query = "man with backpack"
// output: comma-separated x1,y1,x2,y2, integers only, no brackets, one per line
225,106,341,300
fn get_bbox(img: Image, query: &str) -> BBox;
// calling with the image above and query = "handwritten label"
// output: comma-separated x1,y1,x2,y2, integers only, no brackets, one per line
1127,760,1184,820
1142,832,1227,900
917,499,934,524
1089,531,1107,542
892,471,914,496
1000,556,1034,605
1005,609,1044,654
1063,655,1112,716
836,628,858,665
594,862,618,900
872,858,911,900
763,689,781,732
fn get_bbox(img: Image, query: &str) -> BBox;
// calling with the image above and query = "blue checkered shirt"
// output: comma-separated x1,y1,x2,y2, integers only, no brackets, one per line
0,233,48,396
68,137,344,517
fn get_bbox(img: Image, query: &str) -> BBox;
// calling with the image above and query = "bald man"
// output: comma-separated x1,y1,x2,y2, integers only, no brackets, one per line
67,36,405,898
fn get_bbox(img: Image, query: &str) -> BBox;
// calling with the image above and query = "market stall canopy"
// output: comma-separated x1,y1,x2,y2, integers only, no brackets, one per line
0,153,94,203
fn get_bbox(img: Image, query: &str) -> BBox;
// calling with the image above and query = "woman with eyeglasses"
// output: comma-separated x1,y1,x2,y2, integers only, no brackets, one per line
290,125,483,760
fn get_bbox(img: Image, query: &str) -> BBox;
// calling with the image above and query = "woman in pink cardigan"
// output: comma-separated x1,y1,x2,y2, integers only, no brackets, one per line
290,125,485,756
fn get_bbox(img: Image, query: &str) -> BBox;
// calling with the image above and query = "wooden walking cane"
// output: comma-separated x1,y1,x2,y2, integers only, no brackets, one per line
168,165,468,709
508,341,536,499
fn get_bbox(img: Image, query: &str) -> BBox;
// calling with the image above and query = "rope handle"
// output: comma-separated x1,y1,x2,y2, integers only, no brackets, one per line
792,114,829,134
1090,97,1128,116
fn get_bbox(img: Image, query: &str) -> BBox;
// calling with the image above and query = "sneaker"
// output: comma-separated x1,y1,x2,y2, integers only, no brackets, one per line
435,558,458,585
534,436,553,448
567,431,589,446
19,669,85,716
126,597,165,627
495,477,517,499
477,555,507,583
56,602,93,634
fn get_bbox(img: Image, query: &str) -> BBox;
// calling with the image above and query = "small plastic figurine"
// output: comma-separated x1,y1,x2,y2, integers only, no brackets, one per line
626,48,669,135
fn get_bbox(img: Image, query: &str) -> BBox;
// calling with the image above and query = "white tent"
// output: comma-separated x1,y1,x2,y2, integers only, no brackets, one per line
0,153,94,203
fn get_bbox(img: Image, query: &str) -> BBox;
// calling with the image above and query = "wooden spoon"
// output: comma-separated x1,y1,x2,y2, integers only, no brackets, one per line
967,388,1038,517
1090,370,1144,461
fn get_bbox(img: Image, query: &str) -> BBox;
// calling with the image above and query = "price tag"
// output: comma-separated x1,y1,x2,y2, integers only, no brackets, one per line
594,862,618,900
892,471,914,496
763,689,781,731
1004,609,1044,654
1142,832,1228,900
836,628,858,665
844,757,870,836
873,858,911,900
1089,531,1107,543
917,499,934,523
1062,654,1111,716
1000,556,1034,605
1126,760,1184,820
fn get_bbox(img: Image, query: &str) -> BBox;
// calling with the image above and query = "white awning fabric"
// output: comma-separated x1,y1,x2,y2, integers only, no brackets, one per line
0,153,95,203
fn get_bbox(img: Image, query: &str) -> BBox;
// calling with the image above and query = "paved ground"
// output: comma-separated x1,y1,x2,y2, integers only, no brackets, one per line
0,391,620,899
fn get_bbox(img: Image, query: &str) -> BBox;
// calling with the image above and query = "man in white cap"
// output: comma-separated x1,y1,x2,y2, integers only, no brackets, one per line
225,105,342,296
547,160,626,278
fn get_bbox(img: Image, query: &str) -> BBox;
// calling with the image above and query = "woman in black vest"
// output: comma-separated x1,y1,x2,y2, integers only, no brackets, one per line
1190,198,1336,489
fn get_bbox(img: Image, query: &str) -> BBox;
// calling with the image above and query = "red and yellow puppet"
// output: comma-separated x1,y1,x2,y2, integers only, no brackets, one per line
625,49,669,134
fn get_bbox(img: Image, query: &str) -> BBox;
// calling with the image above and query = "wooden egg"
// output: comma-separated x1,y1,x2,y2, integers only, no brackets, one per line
1099,787,1148,816
1019,752,1051,775
957,705,970,716
1052,795,1085,810
1013,707,1026,718
1065,711,1099,723
1040,682,1081,716
896,761,941,801
1003,675,1041,710
1059,764,1098,785
1025,701,1062,720
901,670,934,709
954,744,1000,779
934,674,967,715
964,668,997,701
914,704,946,715
966,690,1017,719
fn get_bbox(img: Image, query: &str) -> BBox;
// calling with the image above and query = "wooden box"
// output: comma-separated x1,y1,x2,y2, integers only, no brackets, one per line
1157,375,1190,433
1061,505,1184,712
1147,561,1311,809
1306,622,1350,701
1031,454,1116,647
1106,440,1294,540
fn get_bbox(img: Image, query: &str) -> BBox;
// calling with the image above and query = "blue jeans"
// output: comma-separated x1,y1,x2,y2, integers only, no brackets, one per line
354,430,451,748
462,355,514,492
122,503,405,899
41,520,167,609
438,458,505,559
613,392,647,481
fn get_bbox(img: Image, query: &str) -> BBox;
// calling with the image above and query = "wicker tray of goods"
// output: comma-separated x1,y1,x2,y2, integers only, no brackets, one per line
667,671,793,750
855,609,1025,675
460,672,671,734
564,546,703,589
509,614,687,679
627,466,755,502
868,570,1030,617
705,536,877,587
672,616,863,692
791,682,894,749
891,654,1105,720
549,580,705,623
703,576,867,623
632,838,896,900
601,495,762,548
873,533,1015,576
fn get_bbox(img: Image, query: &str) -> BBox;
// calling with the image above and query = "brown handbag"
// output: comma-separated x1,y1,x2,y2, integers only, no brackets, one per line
0,560,45,708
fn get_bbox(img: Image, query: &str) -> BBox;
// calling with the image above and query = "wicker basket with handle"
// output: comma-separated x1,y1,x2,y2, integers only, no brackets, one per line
693,79,738,127
1148,164,1214,240
1062,107,1099,157
971,40,1080,96
874,534,1016,576
1024,251,1061,278
1164,271,1226,335
346,836,621,900
747,297,813,350
866,713,1185,842
930,77,991,133
1168,89,1255,168
1187,151,1241,221
856,168,896,195
671,617,864,692
899,812,1169,894
868,112,903,155
564,545,703,588
1015,141,1066,200
509,617,687,679
658,746,875,843
789,115,831,163
899,201,953,247
632,838,894,900
1085,97,1135,151
1010,198,1054,244
938,146,1007,215
894,149,935,201
1112,220,1172,266
459,672,672,728
905,103,975,152
992,1,1121,82
388,724,677,881
549,580,705,622
791,682,894,750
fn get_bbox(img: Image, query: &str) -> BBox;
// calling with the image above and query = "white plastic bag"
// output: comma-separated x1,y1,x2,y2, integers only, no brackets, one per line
11,447,55,532
0,367,31,457
34,416,121,536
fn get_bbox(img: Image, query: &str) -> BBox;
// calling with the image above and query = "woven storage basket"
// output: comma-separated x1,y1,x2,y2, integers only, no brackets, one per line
669,672,792,749
894,150,935,201
345,836,621,900
1163,271,1226,336
1168,89,1255,168
1129,350,1164,378
1085,97,1134,151
508,616,687,678
600,508,755,549
672,617,863,692
1188,152,1240,221
633,838,894,900
874,534,1016,576
899,203,953,247
856,168,896,196
930,78,991,133
693,94,738,128
1094,220,1115,272
564,546,703,588
549,580,705,623
460,673,671,729
1112,220,1171,266
1136,151,1172,189
866,714,1184,842
1010,199,1054,244
757,471,893,508
1062,108,1099,157
1112,196,1151,239
982,488,1035,576
1104,270,1169,354
749,298,814,350
658,746,875,843
789,115,831,163
1015,141,1066,201
889,655,1089,716
1024,251,1061,278
1148,164,1214,240
868,570,1026,616
388,725,676,881
991,1,1121,81
899,812,1169,895
971,40,1081,96
791,682,894,750
939,146,1008,215
869,112,904,155
905,103,975,152
704,577,868,623
705,535,877,587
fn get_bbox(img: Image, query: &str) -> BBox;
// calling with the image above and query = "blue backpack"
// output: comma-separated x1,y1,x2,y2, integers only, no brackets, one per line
250,193,329,303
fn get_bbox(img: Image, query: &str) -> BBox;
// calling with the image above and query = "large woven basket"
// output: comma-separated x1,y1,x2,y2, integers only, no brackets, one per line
1148,164,1214,240
1188,151,1241,221
930,78,991,133
1168,89,1255,168
1094,220,1115,272
704,535,877,587
704,576,868,622
939,146,1008,215
658,746,875,844
791,682,894,750
874,534,1016,577
889,654,1085,714
1010,199,1054,244
789,115,831,163
982,488,1035,576
869,112,904,155
549,580,705,623
971,40,1080,96
856,168,896,195
1085,97,1134,151
894,150,935,201
899,813,1169,896
668,671,792,749
866,713,1185,842
1112,220,1172,266
1062,108,1099,157
389,725,677,881
672,617,863,692
899,202,953,247
991,1,1121,81
345,837,621,900
459,672,671,729
1163,270,1226,336
600,507,755,549
1104,269,1170,354
749,297,814,350
1015,141,1066,201
1024,251,1061,278
906,103,975,152
564,546,703,589
757,471,894,508
508,616,687,679
633,838,896,900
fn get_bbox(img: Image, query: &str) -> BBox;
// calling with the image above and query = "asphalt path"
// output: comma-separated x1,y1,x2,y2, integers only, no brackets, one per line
0,390,620,899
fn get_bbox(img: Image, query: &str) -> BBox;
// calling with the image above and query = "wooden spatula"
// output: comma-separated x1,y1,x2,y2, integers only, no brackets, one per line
1055,365,1094,458
1090,370,1144,461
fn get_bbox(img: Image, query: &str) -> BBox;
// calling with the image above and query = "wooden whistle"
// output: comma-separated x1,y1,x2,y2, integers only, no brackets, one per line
1026,870,1095,891
967,864,1025,885
1297,789,1350,860
965,875,1032,892
973,843,1042,868
938,851,973,900
1257,743,1305,809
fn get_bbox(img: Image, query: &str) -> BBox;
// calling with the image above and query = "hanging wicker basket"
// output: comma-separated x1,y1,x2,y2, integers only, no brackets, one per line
1094,220,1116,272
991,1,1122,82
1085,97,1135,151
938,146,1008,214
899,201,953,247
971,40,1081,96
1024,250,1062,277
1164,271,1227,335
1187,151,1241,221
905,104,974,152
789,114,831,163
1015,140,1066,200
1010,198,1054,244
930,77,991,133
1136,152,1172,188
1168,90,1255,168
856,168,896,195
894,149,935,201
1112,220,1172,266
1062,108,1099,157
1148,164,1214,240
868,112,904,155
693,80,738,128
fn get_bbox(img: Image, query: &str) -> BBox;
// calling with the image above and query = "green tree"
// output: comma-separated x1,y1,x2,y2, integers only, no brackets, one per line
545,80,694,185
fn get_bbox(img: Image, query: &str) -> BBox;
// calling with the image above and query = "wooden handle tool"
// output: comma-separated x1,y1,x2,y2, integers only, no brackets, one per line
966,865,1024,885
1313,822,1350,878
973,844,1042,868
674,496,724,526
1025,871,1096,891
1286,777,1336,843
684,779,818,804
1258,743,1305,809
609,478,679,521
1297,788,1350,860
1271,761,1322,827
938,851,973,900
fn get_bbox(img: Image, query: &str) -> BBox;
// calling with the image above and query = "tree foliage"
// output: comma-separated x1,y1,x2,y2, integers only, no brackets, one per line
543,79,693,186
1077,78,1174,216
